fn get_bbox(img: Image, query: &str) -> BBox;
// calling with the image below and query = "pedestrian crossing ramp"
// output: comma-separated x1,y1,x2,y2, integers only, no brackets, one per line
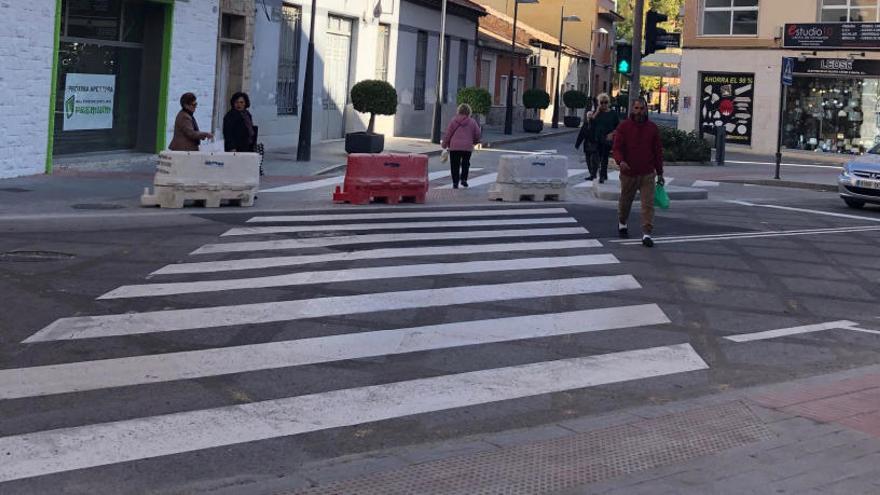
1,205,709,485
489,154,570,202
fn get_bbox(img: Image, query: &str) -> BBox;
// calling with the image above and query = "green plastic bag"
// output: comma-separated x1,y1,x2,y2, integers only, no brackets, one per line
654,183,670,209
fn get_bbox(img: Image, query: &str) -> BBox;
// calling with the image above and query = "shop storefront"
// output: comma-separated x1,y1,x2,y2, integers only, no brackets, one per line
782,58,880,155
53,0,171,155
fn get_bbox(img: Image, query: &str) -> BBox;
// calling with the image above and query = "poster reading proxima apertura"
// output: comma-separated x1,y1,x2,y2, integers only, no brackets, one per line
699,72,754,145
63,74,116,131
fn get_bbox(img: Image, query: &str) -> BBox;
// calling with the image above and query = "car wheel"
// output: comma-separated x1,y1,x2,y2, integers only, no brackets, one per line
843,197,866,209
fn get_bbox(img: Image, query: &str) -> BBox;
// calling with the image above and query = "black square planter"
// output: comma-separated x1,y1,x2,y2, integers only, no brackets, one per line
564,116,582,128
522,119,543,133
345,132,385,154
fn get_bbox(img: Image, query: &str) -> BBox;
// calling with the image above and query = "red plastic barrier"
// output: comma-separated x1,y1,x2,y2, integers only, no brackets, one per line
332,153,429,205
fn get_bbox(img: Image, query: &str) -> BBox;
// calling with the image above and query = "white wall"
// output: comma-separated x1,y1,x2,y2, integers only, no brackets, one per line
0,0,56,178
165,0,221,146
394,1,478,137
249,0,400,149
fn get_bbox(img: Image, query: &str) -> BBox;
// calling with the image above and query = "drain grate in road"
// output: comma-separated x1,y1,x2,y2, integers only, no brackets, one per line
71,203,126,210
0,250,76,262
290,401,774,495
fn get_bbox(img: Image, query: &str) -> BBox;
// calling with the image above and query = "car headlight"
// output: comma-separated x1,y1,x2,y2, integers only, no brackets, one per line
841,166,853,178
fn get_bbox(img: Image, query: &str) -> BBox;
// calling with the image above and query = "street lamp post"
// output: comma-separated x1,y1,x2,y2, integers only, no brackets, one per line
551,10,580,129
297,0,318,162
430,0,448,144
586,26,609,100
504,0,539,135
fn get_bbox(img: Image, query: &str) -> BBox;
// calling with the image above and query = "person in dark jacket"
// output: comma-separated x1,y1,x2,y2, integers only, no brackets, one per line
612,97,664,248
169,92,212,151
223,92,257,152
585,93,619,183
574,100,599,181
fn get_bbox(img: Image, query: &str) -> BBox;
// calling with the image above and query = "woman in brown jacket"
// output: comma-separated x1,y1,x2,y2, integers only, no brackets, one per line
169,92,213,151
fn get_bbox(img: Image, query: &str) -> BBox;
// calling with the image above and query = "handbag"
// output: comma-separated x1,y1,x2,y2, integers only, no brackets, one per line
654,183,671,209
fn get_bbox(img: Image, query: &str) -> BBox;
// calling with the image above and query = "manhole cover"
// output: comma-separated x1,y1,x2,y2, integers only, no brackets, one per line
0,187,31,193
0,251,76,262
71,203,126,210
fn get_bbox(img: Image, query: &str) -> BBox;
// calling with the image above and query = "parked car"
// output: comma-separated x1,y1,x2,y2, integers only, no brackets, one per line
839,147,880,209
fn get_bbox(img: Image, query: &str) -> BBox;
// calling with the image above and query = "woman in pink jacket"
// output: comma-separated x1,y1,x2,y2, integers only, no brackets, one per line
441,104,482,188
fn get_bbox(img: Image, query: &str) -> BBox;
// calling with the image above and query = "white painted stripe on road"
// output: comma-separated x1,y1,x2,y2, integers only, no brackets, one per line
692,180,720,187
2,304,670,399
726,160,842,170
192,227,589,255
222,217,577,236
25,275,641,342
724,320,858,342
155,239,602,275
246,207,568,223
612,225,880,245
437,173,498,189
260,175,344,193
0,343,706,482
102,254,620,299
730,201,880,223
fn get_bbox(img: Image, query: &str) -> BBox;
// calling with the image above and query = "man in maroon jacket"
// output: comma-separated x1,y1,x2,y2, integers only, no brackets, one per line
611,98,665,248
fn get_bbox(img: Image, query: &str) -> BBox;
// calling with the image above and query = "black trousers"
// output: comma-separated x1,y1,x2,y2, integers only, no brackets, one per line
450,151,472,186
596,143,611,180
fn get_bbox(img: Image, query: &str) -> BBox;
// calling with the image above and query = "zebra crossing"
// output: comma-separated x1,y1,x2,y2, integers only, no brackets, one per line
1,205,707,486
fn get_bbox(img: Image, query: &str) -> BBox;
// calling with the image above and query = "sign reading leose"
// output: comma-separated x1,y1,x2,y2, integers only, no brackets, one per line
63,74,116,131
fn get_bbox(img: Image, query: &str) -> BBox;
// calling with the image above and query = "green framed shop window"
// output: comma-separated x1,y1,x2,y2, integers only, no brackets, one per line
46,0,174,171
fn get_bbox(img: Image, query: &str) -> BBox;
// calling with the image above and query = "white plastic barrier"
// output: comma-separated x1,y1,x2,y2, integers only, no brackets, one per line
141,151,260,208
488,154,569,202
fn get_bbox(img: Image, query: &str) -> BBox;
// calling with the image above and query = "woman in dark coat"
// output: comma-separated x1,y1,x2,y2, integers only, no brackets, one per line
169,92,212,151
223,92,257,152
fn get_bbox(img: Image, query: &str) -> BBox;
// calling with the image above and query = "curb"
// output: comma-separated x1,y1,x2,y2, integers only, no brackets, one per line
715,178,837,192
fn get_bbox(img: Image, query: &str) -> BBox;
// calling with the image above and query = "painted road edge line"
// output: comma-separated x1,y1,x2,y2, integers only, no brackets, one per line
246,207,569,223
221,217,578,236
0,344,706,483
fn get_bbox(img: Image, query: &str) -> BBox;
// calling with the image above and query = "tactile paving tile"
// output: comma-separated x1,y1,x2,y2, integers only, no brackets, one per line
289,401,775,495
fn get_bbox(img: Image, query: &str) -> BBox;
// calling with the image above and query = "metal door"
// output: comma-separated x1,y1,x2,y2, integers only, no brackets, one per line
322,16,353,140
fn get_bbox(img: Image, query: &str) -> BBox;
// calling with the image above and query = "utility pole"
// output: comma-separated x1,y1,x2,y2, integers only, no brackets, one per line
296,0,318,162
430,0,448,144
628,0,645,113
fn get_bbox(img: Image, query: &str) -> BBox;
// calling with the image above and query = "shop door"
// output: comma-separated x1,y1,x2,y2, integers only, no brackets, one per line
213,44,232,133
322,16,353,140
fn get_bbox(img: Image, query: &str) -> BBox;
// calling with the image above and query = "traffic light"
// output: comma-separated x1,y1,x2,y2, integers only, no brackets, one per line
616,43,632,76
644,10,669,56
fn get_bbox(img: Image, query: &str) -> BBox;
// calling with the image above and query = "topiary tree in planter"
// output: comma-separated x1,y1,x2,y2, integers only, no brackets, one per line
346,80,398,154
522,89,550,133
456,87,491,124
562,90,588,128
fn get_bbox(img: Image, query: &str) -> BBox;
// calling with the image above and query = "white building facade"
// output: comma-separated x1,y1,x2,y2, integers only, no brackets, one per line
0,0,221,179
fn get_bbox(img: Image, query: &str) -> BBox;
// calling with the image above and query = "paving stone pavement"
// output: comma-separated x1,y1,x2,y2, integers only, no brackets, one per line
269,364,880,495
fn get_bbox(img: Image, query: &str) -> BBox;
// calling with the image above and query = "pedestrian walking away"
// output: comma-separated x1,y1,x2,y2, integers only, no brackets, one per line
223,92,258,153
169,92,213,151
574,101,599,182
612,97,664,248
441,103,482,189
583,93,619,183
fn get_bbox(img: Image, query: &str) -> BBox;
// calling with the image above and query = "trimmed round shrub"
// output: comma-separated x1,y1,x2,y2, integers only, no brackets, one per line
522,88,551,110
350,80,398,134
456,87,492,116
562,90,588,111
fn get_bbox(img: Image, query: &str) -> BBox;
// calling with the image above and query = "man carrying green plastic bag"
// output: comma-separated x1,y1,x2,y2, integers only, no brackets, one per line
612,97,665,247
654,182,671,210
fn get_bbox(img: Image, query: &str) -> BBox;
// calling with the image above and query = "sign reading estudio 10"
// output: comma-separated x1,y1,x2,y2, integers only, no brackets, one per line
784,23,880,49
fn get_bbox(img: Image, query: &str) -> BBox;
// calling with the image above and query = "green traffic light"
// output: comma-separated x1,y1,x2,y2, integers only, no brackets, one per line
618,60,630,74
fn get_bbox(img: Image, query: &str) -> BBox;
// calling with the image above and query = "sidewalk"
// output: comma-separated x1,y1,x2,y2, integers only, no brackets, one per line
0,126,576,217
252,365,880,495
